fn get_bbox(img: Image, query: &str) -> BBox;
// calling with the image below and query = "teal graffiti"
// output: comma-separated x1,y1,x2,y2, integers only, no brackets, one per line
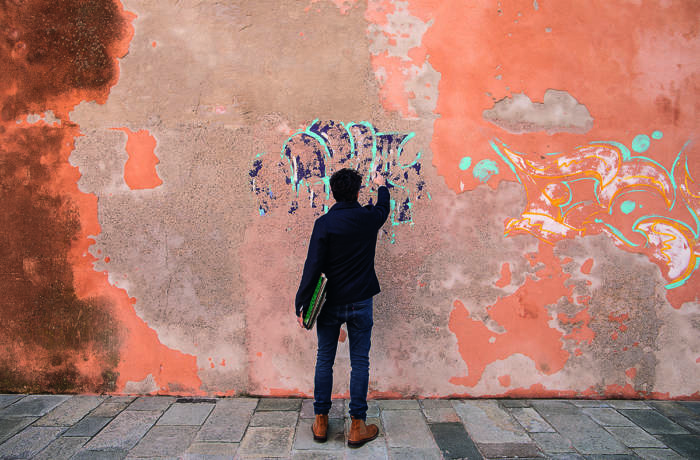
473,159,499,183
249,120,428,243
632,134,650,153
459,156,472,171
620,200,636,214
652,130,663,140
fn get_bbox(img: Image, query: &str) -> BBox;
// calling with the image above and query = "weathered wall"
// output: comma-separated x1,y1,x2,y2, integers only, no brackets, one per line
1,0,698,398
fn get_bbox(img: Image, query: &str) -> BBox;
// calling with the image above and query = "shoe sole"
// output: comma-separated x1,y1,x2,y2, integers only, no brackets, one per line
347,431,378,448
311,424,327,442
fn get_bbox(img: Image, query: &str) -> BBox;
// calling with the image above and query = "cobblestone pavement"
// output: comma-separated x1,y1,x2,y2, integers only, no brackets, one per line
0,395,699,459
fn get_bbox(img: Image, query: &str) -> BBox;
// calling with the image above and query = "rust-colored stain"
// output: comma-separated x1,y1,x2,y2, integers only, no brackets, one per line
449,243,572,387
0,0,200,394
113,128,163,190
494,262,511,288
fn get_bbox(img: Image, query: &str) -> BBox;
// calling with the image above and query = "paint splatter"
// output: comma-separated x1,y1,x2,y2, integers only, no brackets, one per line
114,128,163,190
632,134,650,153
620,200,636,215
472,159,499,183
458,156,472,171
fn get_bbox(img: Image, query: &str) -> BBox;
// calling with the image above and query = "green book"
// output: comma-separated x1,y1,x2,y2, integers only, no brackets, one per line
303,273,327,329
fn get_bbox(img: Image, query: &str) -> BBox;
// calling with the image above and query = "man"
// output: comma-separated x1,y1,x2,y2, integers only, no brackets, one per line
295,168,390,447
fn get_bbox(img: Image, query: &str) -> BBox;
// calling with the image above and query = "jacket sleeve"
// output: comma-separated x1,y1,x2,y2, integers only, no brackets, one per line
294,218,327,316
373,185,391,228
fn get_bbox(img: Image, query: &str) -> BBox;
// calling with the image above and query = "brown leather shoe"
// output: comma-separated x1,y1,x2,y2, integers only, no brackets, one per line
312,414,328,442
348,417,379,447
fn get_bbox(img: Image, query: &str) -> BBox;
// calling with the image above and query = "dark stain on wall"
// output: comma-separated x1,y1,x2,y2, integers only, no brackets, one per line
0,0,132,392
0,0,130,120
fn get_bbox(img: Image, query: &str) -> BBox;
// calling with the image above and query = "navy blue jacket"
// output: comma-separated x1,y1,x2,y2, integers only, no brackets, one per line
295,186,391,316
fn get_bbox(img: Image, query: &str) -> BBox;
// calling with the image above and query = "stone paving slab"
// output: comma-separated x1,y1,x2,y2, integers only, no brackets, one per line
654,434,700,458
429,422,482,459
422,406,461,423
498,399,532,408
129,425,198,457
678,401,700,415
33,435,90,460
537,411,631,454
345,400,380,418
91,401,133,417
0,395,71,417
453,400,532,444
377,399,420,410
607,400,650,409
649,401,698,419
301,398,345,419
582,408,636,427
256,398,302,411
672,415,700,434
250,409,299,427
73,449,128,460
618,409,688,434
238,426,294,457
195,398,257,443
570,400,611,408
420,399,454,409
0,426,64,458
0,395,23,410
388,446,443,459
291,450,344,459
64,416,113,437
294,417,345,450
35,395,107,426
382,409,437,449
530,432,576,453
632,447,686,459
604,425,666,448
183,441,239,459
127,396,176,412
345,431,389,459
84,410,161,451
510,407,556,432
157,402,214,425
0,416,36,444
476,441,544,458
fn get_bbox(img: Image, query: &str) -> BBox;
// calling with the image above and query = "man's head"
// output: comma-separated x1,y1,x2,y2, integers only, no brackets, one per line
330,168,362,202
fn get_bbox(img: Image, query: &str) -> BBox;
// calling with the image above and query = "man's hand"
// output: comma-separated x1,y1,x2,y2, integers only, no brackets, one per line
297,314,305,329
371,171,385,187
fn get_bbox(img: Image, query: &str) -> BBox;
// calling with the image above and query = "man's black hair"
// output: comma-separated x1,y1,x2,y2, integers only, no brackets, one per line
330,168,362,202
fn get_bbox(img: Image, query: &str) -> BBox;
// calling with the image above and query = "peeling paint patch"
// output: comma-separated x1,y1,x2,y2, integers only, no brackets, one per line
482,90,593,135
495,263,511,288
449,243,572,387
114,128,163,190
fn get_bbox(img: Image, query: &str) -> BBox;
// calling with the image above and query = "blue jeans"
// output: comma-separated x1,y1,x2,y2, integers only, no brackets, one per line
314,297,373,420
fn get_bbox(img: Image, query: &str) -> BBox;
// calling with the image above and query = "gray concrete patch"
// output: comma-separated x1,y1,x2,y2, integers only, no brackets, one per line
422,406,461,423
35,395,107,426
293,418,345,450
605,426,666,448
183,441,238,459
91,402,131,417
476,442,544,458
388,447,443,460
156,402,214,425
0,395,71,417
510,407,556,432
618,410,688,434
530,432,576,453
301,399,345,419
84,410,161,451
377,400,420,410
250,410,299,427
129,425,198,457
381,409,437,449
452,400,531,444
582,408,636,427
632,448,686,459
256,398,302,411
64,416,113,437
0,416,36,444
0,426,64,459
429,422,482,459
0,394,24,409
607,400,650,409
33,436,90,460
127,396,176,412
195,398,257,443
538,412,631,454
237,427,294,457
